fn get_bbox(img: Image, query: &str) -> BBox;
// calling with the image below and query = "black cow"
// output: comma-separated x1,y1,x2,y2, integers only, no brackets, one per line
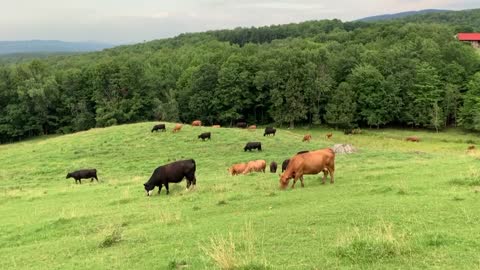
264,127,276,136
151,124,166,132
281,159,290,172
244,142,262,152
66,169,98,184
236,122,247,129
143,159,197,196
270,161,278,173
198,132,211,141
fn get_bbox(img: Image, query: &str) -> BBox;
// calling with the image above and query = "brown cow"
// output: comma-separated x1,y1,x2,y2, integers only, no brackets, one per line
243,160,266,174
325,133,333,139
406,136,420,142
467,145,476,151
279,148,335,189
228,163,247,176
212,125,221,128
173,124,183,133
303,134,312,142
192,120,202,126
248,125,257,130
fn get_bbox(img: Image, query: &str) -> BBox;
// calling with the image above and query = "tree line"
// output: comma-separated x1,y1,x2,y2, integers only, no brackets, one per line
1,16,480,143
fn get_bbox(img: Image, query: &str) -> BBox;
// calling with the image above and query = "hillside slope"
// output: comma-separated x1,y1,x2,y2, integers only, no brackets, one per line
1,123,480,269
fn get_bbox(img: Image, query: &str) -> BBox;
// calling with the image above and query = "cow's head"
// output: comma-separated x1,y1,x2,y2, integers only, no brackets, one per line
279,173,291,189
66,173,71,179
144,183,155,196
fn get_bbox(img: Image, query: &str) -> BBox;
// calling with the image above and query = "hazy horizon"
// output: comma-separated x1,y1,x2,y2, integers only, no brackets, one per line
2,0,479,44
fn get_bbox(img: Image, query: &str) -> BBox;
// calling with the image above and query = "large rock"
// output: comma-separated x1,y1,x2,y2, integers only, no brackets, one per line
332,144,357,154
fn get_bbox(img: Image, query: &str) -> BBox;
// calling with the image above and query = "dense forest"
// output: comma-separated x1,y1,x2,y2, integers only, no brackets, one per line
1,9,480,143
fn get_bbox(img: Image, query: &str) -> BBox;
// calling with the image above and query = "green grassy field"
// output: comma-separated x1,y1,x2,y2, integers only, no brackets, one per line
1,122,480,269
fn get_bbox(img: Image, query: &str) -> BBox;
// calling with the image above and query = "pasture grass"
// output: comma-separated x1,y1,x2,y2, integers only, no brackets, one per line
1,123,480,269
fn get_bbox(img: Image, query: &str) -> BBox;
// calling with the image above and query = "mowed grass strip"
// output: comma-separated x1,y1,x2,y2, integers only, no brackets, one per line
1,122,480,269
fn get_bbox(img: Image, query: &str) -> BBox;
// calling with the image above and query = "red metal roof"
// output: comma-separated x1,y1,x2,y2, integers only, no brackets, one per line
458,33,480,41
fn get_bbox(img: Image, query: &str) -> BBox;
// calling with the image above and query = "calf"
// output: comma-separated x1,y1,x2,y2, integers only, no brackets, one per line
151,124,166,132
236,122,247,129
303,134,312,142
264,127,276,136
66,169,98,184
270,161,278,173
143,159,196,196
282,159,290,172
244,142,262,152
325,133,332,139
198,132,211,141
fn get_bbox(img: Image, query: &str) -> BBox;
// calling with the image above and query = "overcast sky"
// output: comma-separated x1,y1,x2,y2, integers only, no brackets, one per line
1,0,478,44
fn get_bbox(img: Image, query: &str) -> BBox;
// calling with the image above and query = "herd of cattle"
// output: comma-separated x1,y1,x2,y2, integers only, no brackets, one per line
66,120,438,196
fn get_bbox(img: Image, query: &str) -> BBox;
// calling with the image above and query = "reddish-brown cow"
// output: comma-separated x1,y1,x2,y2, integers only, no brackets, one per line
248,125,257,130
192,120,202,126
406,136,420,142
228,163,248,176
173,124,183,133
302,134,312,142
243,160,266,174
279,148,335,189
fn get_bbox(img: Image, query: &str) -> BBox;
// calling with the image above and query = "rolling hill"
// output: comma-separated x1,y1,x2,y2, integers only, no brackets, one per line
357,9,450,22
0,40,114,55
1,123,480,269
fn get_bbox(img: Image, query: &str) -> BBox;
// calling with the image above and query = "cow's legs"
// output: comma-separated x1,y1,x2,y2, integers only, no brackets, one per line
165,183,169,195
300,176,305,188
329,168,335,184
78,179,82,184
95,175,99,182
158,185,163,194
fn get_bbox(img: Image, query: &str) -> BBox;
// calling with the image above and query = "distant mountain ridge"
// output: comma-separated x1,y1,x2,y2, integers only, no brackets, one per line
357,9,451,22
0,40,114,55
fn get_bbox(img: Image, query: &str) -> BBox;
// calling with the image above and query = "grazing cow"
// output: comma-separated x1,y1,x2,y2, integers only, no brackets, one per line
242,160,266,174
248,125,257,130
264,127,276,136
151,124,166,132
325,133,333,139
270,161,278,173
143,159,196,196
279,148,335,189
192,120,202,126
303,134,312,142
198,132,211,141
212,125,221,128
173,124,183,133
406,136,420,142
467,145,476,151
66,169,98,184
281,151,309,172
282,159,290,172
244,142,262,152
228,163,248,176
236,122,247,129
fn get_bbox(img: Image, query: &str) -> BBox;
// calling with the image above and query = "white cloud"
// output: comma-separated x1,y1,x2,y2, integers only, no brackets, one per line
1,0,478,43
